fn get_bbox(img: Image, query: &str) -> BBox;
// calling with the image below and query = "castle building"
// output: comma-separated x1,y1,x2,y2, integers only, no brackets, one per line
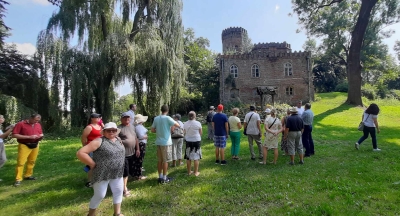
219,27,314,107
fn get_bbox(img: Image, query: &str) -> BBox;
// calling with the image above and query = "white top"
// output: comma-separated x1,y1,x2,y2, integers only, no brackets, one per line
244,111,261,135
135,124,148,143
0,129,3,143
183,120,202,142
363,111,377,127
297,107,305,115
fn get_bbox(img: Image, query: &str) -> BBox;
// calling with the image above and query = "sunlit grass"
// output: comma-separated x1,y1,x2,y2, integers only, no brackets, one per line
0,92,400,215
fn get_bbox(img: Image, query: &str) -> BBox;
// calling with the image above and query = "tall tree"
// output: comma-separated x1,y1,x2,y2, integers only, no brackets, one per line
44,0,185,125
292,0,400,105
0,0,10,49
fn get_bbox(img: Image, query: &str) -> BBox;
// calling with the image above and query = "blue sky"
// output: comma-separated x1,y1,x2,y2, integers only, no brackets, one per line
5,0,400,95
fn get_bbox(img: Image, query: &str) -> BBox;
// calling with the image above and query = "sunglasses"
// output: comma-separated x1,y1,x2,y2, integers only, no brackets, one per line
105,129,118,133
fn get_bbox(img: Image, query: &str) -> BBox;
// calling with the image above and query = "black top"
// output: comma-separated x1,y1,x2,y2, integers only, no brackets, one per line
286,114,304,132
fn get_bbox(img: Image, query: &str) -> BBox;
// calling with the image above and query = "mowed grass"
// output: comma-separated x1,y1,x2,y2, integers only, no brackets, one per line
1,92,400,215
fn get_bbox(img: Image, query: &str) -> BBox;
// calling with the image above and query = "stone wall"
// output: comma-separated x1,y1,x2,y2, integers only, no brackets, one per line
219,51,314,106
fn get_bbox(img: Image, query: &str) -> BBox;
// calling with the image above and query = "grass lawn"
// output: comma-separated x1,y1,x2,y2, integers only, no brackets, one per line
1,92,400,215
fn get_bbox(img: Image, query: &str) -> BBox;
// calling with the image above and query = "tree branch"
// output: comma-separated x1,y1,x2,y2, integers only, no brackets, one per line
318,0,344,8
129,4,145,41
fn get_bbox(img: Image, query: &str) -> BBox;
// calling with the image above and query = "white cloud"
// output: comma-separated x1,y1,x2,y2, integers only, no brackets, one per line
10,0,50,6
275,4,280,12
7,43,37,56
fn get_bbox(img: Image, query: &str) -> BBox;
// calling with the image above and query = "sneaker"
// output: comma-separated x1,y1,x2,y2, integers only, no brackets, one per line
160,177,174,184
355,142,359,150
24,176,36,180
215,160,220,164
299,160,304,164
220,160,227,165
251,157,256,161
288,161,295,165
141,167,145,172
85,181,93,188
14,181,21,187
304,155,311,158
157,178,163,184
373,148,381,151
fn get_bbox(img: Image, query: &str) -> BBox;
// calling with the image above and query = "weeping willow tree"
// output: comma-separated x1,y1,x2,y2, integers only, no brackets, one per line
41,0,185,126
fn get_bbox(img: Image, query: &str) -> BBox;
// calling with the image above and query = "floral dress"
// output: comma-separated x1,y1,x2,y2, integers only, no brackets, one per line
263,117,282,149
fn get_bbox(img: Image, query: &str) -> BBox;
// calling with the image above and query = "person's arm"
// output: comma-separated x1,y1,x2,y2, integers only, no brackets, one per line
76,138,101,169
81,126,92,146
135,138,140,157
0,126,14,139
373,117,380,133
237,120,242,129
199,127,203,136
212,122,215,130
225,122,229,137
257,120,261,136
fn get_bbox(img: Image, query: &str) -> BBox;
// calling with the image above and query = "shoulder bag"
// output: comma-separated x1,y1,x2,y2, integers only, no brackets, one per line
358,114,370,131
243,113,254,136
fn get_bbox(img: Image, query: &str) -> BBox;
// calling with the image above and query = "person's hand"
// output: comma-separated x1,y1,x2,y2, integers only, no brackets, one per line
135,150,140,157
283,136,287,141
377,128,380,134
30,135,39,139
89,163,96,170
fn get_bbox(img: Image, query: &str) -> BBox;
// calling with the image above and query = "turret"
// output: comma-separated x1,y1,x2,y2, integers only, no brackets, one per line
221,27,247,53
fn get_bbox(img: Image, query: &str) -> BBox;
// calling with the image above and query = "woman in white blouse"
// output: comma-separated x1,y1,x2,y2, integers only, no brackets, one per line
183,111,202,176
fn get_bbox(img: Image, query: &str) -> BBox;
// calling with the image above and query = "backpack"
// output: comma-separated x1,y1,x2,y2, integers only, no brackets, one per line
206,112,214,123
171,122,184,138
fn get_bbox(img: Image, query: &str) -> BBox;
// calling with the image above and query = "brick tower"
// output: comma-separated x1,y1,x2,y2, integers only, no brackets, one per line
221,27,247,53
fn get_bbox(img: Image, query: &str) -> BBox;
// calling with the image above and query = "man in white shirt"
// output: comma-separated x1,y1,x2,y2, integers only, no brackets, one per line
243,106,263,160
296,101,305,116
127,104,137,126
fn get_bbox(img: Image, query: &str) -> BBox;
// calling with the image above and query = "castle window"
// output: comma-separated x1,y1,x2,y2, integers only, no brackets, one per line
230,65,238,78
286,87,293,95
251,64,260,78
284,63,293,76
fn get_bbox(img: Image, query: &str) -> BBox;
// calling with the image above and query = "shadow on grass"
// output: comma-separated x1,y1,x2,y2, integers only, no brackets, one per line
314,102,354,123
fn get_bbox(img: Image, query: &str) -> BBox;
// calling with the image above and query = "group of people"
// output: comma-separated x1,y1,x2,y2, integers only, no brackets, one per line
207,101,315,166
0,101,381,216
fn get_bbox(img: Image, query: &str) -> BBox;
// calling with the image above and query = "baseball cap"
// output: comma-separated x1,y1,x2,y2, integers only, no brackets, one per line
90,113,101,118
121,112,131,118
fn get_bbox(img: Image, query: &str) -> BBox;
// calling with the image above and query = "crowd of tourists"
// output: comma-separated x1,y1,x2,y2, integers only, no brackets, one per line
0,102,381,216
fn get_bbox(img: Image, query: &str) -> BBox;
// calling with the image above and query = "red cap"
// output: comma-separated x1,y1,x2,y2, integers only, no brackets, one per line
217,104,224,111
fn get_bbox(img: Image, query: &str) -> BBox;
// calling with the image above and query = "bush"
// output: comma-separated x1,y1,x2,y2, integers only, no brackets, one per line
361,84,378,100
335,81,348,92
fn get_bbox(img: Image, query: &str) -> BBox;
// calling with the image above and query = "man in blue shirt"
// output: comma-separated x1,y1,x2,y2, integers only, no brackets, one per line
151,105,180,184
301,103,314,157
212,104,229,165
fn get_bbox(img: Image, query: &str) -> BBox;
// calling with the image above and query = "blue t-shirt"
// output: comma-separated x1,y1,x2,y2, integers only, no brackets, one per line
151,115,176,146
212,113,228,136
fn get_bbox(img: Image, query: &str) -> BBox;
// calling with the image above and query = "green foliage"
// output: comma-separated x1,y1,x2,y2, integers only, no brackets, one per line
0,0,10,49
361,84,378,100
335,81,349,92
39,0,186,125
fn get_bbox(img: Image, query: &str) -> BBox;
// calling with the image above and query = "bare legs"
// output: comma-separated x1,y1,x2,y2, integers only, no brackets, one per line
261,147,279,164
186,160,200,176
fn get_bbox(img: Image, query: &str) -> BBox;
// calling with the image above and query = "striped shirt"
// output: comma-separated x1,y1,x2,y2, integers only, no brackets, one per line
301,109,314,125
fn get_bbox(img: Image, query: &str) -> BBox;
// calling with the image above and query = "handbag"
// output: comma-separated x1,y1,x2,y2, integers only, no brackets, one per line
243,113,255,136
23,142,39,149
358,114,370,131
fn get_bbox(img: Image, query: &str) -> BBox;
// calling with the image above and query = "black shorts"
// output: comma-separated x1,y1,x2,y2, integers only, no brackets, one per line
123,155,135,177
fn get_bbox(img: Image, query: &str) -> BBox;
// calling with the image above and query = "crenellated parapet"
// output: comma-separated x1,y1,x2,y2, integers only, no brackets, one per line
222,27,247,39
252,42,291,51
219,50,311,59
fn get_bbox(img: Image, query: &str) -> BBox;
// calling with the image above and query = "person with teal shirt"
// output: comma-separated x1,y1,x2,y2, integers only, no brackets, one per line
228,108,242,160
151,105,180,184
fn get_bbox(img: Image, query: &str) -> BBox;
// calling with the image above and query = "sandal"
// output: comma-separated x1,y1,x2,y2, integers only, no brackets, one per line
123,190,131,197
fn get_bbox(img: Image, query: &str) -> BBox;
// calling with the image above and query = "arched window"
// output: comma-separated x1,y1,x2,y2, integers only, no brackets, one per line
230,65,238,78
286,87,293,95
251,64,260,78
284,63,293,76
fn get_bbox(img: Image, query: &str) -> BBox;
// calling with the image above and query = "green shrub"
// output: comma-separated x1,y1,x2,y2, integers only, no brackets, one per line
361,84,378,100
335,81,348,92
389,89,400,100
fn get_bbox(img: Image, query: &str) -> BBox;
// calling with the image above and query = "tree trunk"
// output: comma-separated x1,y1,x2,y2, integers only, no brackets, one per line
346,0,377,105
